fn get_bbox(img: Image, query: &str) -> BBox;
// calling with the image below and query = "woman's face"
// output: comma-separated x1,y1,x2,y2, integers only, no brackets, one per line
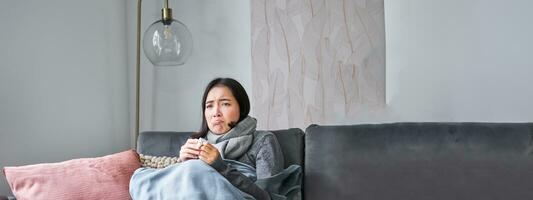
204,86,240,134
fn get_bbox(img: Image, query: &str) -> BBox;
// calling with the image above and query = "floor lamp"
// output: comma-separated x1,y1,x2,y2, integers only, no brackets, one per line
135,0,193,146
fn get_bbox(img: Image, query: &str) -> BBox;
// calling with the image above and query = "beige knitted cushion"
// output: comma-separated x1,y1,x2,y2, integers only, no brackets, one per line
139,154,180,169
139,138,207,168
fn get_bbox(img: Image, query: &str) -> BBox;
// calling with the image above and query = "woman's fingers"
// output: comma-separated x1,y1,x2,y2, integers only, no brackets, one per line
181,148,200,155
181,142,201,152
180,152,197,159
199,144,220,165
181,139,220,164
181,144,200,151
180,146,202,160
185,139,199,146
179,140,202,161
198,153,213,164
200,144,209,150
199,145,213,155
198,154,207,160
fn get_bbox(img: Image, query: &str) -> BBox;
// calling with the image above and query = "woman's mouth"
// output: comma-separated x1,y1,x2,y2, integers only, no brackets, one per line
212,119,224,125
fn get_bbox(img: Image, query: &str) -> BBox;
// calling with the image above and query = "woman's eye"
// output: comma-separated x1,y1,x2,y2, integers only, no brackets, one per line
206,104,213,109
222,103,230,106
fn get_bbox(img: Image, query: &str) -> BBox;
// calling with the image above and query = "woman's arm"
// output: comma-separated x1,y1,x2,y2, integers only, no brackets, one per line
253,133,284,178
210,133,284,200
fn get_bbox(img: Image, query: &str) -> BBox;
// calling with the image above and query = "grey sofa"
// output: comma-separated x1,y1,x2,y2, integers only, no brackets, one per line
137,122,533,200
3,122,533,199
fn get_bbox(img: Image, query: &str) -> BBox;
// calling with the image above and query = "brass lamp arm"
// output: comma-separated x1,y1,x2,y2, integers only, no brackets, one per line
135,0,142,147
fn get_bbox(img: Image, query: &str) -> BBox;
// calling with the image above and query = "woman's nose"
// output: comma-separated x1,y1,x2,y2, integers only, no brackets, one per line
213,105,222,117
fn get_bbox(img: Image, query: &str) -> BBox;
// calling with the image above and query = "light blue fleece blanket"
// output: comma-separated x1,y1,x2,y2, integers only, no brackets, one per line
129,160,301,200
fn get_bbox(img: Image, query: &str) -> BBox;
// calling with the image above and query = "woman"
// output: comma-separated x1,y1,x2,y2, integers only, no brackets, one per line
130,78,286,200
179,78,284,199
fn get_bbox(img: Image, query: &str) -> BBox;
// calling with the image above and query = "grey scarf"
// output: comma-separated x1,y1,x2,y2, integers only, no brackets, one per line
207,116,256,160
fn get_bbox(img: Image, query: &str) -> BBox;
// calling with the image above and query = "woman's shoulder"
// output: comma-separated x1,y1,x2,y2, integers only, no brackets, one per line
252,130,278,143
250,130,285,171
249,131,282,155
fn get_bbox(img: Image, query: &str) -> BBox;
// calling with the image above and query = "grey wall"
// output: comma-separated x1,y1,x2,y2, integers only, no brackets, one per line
141,0,533,130
384,0,533,122
0,0,130,195
127,0,251,133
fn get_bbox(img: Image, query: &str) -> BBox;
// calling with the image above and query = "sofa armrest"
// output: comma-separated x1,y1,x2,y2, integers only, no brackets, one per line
137,131,193,157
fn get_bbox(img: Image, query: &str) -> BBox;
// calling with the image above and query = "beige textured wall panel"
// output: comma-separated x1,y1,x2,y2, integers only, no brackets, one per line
252,0,386,129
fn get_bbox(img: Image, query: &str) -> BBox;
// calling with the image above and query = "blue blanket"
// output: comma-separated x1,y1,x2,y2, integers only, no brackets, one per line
129,160,301,200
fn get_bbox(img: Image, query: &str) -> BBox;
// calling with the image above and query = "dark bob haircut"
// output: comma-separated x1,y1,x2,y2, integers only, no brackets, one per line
190,78,250,139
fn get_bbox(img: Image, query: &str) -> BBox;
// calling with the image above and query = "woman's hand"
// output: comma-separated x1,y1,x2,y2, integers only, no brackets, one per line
179,139,201,162
199,143,221,165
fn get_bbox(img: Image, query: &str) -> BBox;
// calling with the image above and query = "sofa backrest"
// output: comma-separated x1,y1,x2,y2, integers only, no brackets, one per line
304,122,533,200
137,131,191,157
137,128,304,168
270,128,305,168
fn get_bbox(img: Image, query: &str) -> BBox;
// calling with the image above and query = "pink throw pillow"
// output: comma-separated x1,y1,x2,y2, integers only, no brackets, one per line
3,149,141,200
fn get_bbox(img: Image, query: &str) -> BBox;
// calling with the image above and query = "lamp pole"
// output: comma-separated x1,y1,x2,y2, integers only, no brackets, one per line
135,0,142,147
134,0,192,147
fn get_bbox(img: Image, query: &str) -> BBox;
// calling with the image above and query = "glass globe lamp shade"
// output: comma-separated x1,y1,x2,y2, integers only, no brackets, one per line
143,19,193,66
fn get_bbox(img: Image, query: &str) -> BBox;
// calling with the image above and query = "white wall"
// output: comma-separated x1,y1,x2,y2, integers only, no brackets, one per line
127,0,251,133
0,0,129,195
385,0,533,122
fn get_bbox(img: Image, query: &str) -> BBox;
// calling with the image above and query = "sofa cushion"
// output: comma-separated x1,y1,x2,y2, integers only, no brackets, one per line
270,128,304,168
304,123,533,200
3,149,140,200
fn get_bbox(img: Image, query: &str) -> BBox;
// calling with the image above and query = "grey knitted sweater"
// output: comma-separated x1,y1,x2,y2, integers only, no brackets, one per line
206,117,284,200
